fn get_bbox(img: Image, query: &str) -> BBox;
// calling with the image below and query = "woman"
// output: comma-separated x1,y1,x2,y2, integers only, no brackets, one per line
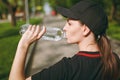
9,0,120,80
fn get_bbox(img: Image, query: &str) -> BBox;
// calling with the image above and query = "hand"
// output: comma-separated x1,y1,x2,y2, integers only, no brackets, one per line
19,25,46,47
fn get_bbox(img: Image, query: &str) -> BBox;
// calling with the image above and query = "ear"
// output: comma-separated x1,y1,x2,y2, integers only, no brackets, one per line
82,25,91,36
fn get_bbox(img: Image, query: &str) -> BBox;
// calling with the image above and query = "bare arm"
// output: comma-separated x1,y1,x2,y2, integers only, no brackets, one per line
9,25,46,80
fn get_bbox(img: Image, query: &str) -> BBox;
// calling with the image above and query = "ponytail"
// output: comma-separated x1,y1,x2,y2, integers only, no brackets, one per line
96,34,119,80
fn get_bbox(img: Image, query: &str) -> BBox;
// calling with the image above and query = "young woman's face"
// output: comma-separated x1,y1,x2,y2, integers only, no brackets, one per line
63,19,84,44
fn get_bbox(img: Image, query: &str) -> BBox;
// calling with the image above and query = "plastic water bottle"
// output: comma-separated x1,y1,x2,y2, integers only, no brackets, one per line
19,24,65,41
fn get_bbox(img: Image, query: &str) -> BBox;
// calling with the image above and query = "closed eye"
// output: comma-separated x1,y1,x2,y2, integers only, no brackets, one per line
67,19,72,26
68,22,71,26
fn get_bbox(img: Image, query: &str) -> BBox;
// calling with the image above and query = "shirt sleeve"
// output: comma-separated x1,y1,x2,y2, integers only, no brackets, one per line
32,57,68,80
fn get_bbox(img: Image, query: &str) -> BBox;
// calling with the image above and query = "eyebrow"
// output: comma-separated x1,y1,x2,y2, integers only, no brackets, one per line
67,18,72,22
67,18,69,22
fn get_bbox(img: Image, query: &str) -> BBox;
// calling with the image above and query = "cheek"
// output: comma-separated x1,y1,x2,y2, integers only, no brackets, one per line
67,29,83,43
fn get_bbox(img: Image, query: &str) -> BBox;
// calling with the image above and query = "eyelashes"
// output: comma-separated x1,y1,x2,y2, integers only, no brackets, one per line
67,21,72,26
68,22,71,25
67,19,73,26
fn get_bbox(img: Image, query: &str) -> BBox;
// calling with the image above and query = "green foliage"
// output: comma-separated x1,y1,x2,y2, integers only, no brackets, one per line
0,35,20,80
30,0,44,12
8,0,16,5
107,22,120,40
49,0,80,8
0,2,8,15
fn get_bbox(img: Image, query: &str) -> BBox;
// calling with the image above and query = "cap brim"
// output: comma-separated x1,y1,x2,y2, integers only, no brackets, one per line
56,6,79,19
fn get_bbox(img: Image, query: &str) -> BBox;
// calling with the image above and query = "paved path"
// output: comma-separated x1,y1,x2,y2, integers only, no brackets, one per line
25,15,120,77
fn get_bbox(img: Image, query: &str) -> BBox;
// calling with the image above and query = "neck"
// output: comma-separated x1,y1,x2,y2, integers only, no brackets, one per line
78,35,99,52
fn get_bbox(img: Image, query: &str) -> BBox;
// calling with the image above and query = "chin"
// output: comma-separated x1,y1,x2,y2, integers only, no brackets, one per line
67,39,77,44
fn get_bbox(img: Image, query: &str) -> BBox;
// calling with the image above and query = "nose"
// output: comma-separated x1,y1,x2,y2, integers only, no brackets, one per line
63,22,67,31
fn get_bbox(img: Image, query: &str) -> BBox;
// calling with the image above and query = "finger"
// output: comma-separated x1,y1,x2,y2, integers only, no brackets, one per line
27,25,32,31
37,25,46,39
35,25,40,34
31,25,36,32
33,25,40,37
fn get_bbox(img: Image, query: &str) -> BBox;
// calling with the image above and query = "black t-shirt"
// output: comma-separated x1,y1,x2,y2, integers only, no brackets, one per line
32,51,120,80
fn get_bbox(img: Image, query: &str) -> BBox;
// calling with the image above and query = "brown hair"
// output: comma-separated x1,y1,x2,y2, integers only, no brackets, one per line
96,34,120,80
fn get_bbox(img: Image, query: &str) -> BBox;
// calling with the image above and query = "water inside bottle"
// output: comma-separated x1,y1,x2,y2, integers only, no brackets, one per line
41,27,65,41
19,24,29,35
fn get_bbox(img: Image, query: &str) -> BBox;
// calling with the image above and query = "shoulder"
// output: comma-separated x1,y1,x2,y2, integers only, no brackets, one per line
54,55,80,68
61,55,80,63
50,57,73,68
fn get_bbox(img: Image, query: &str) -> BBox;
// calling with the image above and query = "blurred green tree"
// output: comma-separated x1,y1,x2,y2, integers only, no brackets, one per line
0,0,119,25
110,0,120,21
0,2,8,19
49,0,80,8
0,0,18,26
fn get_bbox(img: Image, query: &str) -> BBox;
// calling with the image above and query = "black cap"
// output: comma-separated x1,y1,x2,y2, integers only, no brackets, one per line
56,0,108,36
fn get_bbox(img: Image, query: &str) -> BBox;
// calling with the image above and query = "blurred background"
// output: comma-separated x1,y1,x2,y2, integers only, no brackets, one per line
0,0,120,80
